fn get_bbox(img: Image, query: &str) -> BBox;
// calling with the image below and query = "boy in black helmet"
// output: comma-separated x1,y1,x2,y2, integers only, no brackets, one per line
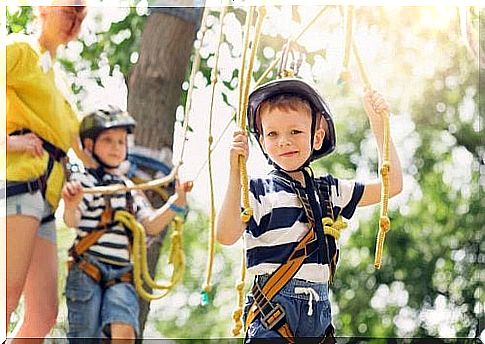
61,106,190,342
216,79,402,342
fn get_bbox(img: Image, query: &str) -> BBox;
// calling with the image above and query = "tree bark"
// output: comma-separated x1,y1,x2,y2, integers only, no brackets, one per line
127,8,202,337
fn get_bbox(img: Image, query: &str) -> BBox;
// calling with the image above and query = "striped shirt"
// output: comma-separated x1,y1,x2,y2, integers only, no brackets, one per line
70,168,153,266
244,171,364,283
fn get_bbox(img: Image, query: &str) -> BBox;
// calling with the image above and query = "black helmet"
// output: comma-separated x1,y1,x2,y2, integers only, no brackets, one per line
80,105,136,146
247,78,336,162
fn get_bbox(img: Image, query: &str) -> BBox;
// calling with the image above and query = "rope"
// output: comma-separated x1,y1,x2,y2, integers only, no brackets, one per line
201,6,227,305
239,6,266,222
178,7,211,163
340,5,354,83
231,245,246,336
115,210,185,300
230,6,266,335
322,216,348,240
342,6,391,269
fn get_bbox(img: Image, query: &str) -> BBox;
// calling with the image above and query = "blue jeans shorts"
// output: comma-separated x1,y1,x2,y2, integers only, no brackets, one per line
66,256,139,341
4,190,56,243
243,275,332,343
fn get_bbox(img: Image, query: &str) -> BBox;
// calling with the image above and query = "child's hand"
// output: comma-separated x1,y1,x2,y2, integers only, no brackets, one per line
8,133,44,157
62,181,84,210
363,89,390,124
174,179,192,206
230,130,249,170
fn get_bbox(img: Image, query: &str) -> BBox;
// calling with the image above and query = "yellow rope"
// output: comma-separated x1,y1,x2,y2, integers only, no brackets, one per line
115,210,185,300
322,216,348,240
179,7,210,163
340,5,354,83
202,6,227,301
346,11,391,269
231,245,247,336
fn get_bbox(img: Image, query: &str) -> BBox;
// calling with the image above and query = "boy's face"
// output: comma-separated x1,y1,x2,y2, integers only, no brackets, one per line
85,127,128,168
259,107,324,172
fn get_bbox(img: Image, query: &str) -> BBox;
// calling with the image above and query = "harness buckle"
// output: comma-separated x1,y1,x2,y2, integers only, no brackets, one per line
260,303,286,330
27,180,38,194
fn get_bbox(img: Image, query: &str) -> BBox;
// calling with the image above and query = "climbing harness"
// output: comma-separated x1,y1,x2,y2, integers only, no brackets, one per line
243,169,342,343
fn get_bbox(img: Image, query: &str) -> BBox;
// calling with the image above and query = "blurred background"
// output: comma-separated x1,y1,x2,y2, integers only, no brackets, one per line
5,2,483,341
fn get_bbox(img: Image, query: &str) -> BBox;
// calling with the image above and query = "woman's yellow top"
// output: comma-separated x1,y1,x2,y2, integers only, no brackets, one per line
6,35,79,210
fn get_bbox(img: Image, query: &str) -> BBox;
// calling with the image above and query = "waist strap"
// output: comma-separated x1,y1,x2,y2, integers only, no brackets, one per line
67,256,133,289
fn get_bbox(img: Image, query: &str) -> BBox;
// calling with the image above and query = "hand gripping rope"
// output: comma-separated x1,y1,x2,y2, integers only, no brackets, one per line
339,5,392,269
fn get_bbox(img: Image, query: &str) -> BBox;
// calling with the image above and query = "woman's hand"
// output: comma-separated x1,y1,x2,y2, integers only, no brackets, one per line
7,133,44,157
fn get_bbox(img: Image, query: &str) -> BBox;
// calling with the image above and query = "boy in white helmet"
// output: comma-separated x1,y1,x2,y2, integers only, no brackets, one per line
62,106,191,342
216,78,403,342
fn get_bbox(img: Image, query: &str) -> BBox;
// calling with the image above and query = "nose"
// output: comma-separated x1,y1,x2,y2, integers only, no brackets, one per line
278,135,291,147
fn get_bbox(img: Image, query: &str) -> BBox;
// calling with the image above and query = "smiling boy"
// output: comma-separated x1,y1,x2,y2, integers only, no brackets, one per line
216,78,402,343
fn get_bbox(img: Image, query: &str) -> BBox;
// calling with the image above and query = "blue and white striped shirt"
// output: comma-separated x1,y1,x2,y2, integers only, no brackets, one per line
70,168,153,266
244,172,364,283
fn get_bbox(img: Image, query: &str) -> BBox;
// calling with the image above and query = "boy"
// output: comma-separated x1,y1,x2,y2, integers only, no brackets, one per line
216,78,402,343
62,106,189,342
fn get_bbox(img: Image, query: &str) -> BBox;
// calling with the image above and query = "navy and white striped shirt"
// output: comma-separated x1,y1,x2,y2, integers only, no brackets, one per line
244,172,364,283
70,168,153,266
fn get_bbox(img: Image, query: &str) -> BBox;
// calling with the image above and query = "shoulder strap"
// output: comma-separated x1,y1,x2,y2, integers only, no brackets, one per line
71,194,113,257
245,171,320,338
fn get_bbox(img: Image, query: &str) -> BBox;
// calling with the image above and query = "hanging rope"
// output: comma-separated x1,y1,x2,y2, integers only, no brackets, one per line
340,5,391,269
115,210,185,300
339,5,354,84
201,6,228,306
230,5,266,336
231,247,246,336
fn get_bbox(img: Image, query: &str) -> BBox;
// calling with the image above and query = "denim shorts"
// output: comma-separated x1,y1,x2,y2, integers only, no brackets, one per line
4,190,56,243
66,256,139,341
243,275,332,343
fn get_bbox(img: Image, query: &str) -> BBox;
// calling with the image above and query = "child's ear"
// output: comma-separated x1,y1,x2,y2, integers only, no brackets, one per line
83,138,94,152
313,127,325,150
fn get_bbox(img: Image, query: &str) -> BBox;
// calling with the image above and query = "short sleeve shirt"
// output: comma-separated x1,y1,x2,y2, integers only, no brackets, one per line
244,172,364,282
70,168,154,266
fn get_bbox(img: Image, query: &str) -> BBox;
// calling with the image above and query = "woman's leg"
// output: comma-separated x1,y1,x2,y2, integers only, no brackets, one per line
6,215,39,331
10,233,59,342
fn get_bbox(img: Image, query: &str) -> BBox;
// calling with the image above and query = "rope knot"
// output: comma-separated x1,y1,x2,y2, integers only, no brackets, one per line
322,216,348,240
231,308,243,336
380,162,390,176
236,281,245,291
241,208,253,222
379,216,390,232
339,68,351,83
208,135,214,145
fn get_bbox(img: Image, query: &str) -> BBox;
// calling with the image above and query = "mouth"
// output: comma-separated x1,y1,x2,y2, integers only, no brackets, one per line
280,151,298,158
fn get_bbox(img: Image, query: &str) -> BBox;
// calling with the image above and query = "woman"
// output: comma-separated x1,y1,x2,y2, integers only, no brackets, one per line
5,1,89,340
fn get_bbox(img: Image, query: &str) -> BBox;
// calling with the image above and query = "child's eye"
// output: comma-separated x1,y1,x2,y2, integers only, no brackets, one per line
266,131,277,137
291,129,302,135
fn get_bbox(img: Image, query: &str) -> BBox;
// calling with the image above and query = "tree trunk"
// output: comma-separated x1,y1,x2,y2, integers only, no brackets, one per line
127,7,202,337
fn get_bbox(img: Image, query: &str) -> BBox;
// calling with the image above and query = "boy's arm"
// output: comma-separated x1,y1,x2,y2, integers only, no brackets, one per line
141,180,189,236
62,181,83,227
359,89,403,207
215,131,248,245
